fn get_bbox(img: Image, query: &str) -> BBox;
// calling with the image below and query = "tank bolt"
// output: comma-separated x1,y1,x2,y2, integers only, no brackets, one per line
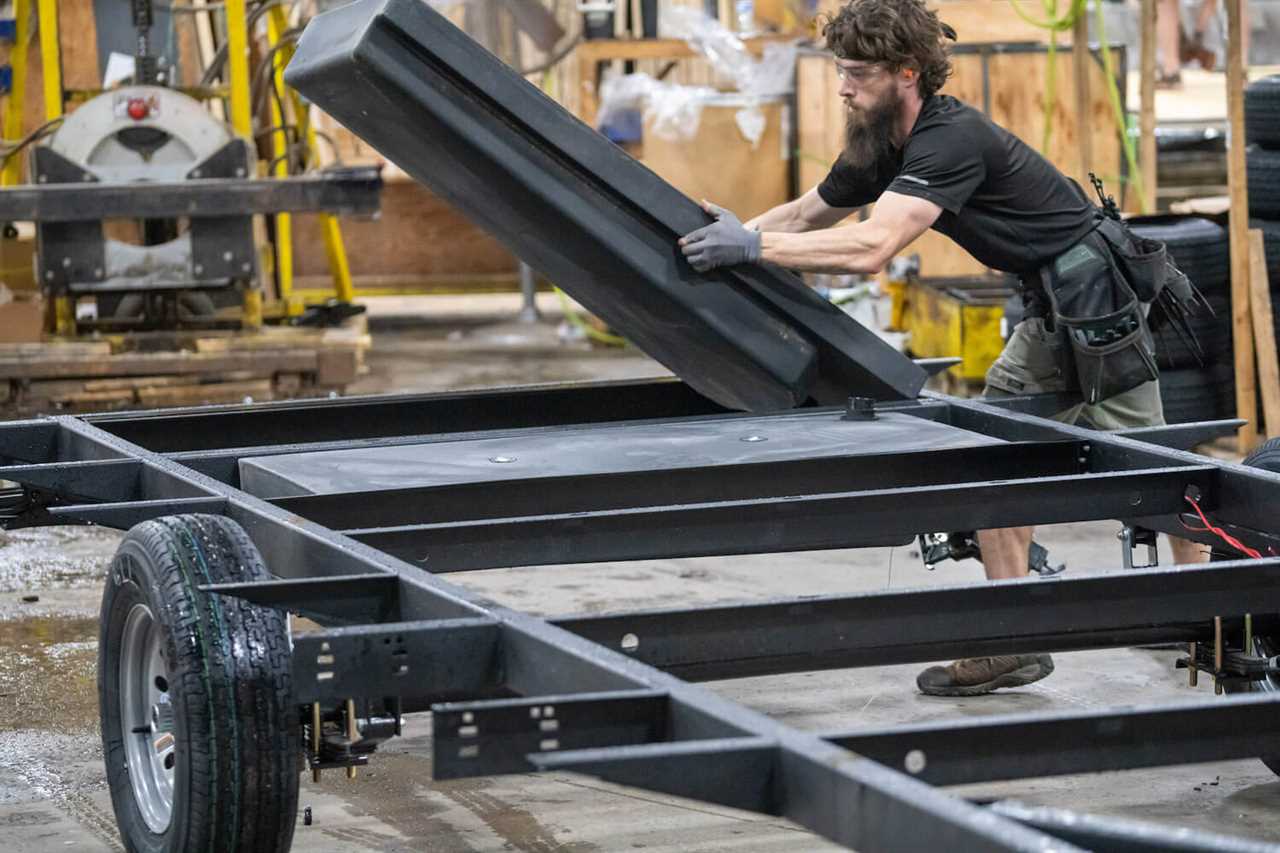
842,396,877,421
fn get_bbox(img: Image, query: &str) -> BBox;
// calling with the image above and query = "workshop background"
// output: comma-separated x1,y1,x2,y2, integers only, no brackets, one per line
4,0,1280,851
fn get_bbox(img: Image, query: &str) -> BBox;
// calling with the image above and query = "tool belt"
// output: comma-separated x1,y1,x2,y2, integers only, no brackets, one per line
1024,216,1202,405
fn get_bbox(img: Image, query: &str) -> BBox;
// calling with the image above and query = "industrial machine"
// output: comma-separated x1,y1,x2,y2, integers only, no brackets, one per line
1,0,380,334
34,85,263,327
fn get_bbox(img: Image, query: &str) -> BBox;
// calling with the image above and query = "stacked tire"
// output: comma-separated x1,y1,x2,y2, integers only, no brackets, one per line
1246,74,1280,428
1127,215,1233,423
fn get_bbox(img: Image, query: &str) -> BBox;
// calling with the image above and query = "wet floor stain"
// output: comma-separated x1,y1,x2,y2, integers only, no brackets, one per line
0,616,100,733
0,526,119,593
306,751,597,853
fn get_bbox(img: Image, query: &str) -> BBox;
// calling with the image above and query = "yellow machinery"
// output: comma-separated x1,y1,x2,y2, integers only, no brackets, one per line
893,270,1014,385
0,0,360,333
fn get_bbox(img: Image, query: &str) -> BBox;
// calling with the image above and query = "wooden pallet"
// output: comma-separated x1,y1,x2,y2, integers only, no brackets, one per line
0,320,370,415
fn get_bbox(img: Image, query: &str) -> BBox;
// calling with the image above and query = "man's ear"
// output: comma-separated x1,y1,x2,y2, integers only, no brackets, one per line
899,67,921,94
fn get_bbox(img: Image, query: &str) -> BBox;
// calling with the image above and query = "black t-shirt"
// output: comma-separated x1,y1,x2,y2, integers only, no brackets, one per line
816,94,1098,275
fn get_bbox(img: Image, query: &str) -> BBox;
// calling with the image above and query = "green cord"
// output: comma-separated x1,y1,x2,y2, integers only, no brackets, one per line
1093,0,1147,210
1000,0,1146,212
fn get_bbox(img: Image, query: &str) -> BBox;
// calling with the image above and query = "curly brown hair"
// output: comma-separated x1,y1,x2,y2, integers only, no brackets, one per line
824,0,957,99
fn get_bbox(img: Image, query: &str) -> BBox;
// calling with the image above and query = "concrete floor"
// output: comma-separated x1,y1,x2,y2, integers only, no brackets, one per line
3,308,1279,851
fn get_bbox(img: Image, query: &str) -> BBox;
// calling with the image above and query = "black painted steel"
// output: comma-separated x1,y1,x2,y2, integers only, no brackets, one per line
11,386,1280,850
551,559,1280,681
201,574,399,625
4,168,381,221
291,618,502,704
270,440,1087,529
87,379,727,453
827,694,1280,787
989,802,1278,853
46,496,229,529
432,690,669,779
341,467,1215,570
284,0,926,411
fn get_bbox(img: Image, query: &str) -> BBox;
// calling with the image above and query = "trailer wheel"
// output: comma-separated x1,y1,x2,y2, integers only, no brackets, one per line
99,514,299,852
1220,438,1280,776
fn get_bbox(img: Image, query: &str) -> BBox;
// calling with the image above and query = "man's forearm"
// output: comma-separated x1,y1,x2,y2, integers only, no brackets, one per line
744,198,812,233
759,223,892,274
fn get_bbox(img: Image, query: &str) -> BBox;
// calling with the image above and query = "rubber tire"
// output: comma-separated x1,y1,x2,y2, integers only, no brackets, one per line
1157,367,1221,423
1245,74,1280,150
1248,146,1280,220
99,515,298,853
1127,215,1230,296
1219,438,1280,775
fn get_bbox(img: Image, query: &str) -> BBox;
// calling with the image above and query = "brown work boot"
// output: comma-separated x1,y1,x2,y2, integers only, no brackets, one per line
916,654,1054,697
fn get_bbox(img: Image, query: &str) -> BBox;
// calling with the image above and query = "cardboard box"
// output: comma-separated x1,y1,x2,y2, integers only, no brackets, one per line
0,224,36,294
0,291,45,343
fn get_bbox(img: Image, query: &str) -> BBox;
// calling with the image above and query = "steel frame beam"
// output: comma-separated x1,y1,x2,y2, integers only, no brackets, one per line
826,693,1280,787
0,169,382,221
2,387,1278,851
551,559,1280,681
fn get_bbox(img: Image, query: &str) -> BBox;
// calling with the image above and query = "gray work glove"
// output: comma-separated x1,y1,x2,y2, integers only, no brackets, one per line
678,202,762,273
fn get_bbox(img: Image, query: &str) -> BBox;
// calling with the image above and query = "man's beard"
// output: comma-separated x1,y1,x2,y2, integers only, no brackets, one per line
839,87,902,185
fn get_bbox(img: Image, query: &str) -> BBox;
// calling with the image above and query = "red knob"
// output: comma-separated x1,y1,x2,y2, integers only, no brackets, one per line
126,98,150,121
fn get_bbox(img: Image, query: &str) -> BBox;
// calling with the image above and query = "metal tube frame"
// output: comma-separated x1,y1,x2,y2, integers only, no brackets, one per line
1,381,1277,851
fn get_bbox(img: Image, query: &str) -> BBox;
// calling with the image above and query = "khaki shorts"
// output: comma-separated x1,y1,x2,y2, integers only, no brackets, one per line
983,317,1165,431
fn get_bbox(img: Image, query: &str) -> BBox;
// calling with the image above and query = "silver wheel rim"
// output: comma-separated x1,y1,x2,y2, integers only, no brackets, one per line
120,603,175,833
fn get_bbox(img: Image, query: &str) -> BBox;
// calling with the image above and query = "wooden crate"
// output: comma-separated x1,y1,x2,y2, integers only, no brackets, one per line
291,171,519,293
815,0,1051,44
641,96,791,220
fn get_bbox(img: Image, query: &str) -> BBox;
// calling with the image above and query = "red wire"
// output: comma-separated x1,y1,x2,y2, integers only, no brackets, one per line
1184,495,1262,559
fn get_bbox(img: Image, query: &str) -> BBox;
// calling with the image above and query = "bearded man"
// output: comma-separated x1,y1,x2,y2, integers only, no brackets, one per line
678,0,1206,697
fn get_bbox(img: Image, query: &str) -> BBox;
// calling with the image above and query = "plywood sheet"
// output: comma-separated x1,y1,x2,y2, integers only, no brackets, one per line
291,177,517,282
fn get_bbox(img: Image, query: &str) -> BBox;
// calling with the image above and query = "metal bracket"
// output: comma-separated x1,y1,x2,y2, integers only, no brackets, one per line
291,618,502,705
31,146,104,292
431,689,668,779
187,140,255,283
1119,524,1159,570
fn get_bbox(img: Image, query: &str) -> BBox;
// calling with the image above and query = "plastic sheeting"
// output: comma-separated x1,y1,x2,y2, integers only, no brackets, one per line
598,7,797,145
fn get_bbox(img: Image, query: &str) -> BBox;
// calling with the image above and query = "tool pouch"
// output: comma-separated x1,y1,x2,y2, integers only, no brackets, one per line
1095,216,1204,341
1096,217,1170,302
1041,231,1158,404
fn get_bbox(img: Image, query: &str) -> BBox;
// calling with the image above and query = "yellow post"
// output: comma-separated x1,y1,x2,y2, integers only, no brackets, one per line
36,0,71,334
270,6,356,305
225,0,252,138
320,214,355,303
2,0,32,187
266,9,296,313
241,286,263,330
35,0,61,120
225,0,261,327
51,290,75,336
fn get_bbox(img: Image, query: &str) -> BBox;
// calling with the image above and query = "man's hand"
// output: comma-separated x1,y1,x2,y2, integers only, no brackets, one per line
678,201,762,273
